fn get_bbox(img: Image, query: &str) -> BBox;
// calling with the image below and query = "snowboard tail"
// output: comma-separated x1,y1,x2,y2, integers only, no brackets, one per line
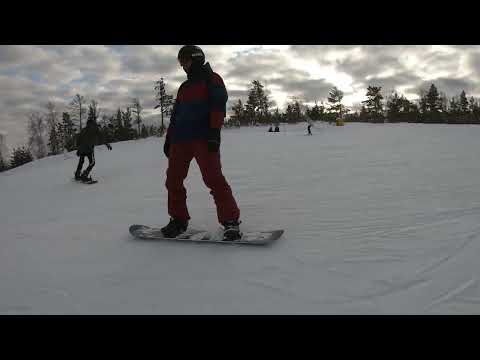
129,224,283,245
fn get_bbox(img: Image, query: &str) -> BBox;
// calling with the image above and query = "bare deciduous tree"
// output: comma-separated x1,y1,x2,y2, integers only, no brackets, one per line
131,98,143,137
27,112,48,159
69,94,87,131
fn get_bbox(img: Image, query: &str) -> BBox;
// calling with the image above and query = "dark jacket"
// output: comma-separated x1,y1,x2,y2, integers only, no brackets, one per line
77,122,104,155
167,62,228,144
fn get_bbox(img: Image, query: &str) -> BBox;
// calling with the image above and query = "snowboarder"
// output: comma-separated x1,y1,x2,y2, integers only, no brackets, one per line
268,126,273,132
161,45,242,241
74,119,112,182
274,123,280,132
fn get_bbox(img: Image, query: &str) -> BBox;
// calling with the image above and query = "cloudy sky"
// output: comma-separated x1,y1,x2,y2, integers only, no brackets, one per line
1,45,479,149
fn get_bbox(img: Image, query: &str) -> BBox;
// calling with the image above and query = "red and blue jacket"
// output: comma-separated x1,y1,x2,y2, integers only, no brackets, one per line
167,62,228,144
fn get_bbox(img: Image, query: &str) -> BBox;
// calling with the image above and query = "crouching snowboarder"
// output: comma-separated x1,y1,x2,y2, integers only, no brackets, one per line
74,119,112,182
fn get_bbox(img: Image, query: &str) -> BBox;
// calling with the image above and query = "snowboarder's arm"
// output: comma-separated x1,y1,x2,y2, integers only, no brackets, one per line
208,73,228,129
168,86,182,132
206,73,227,153
167,102,176,136
95,127,112,150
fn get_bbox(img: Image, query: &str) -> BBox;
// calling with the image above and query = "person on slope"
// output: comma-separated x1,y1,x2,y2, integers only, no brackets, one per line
74,119,112,182
161,45,242,241
306,116,314,135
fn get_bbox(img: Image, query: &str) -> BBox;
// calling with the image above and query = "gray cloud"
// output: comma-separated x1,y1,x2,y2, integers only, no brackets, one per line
119,45,179,75
270,77,335,102
225,50,293,81
415,77,478,98
337,54,402,79
467,50,480,77
290,45,357,62
0,46,51,69
354,71,424,96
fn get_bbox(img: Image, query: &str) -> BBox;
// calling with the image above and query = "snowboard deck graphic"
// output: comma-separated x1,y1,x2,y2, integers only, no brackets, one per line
129,224,284,245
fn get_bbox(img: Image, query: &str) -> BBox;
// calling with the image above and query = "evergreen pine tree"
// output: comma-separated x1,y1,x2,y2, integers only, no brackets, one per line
284,103,294,123
359,105,368,122
425,84,441,113
449,97,459,115
245,80,271,125
327,87,346,121
10,146,34,169
469,96,476,113
122,108,135,140
87,100,100,124
439,91,448,113
418,89,428,115
293,100,303,122
386,92,401,122
0,155,7,172
272,107,281,125
231,99,245,126
362,86,384,123
62,112,76,151
113,108,123,141
459,90,469,114
154,78,174,136
55,121,65,153
308,101,324,121
45,102,61,155
141,124,148,138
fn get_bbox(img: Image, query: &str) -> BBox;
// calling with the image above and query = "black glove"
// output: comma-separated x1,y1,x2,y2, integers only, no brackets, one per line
163,135,171,158
106,143,112,151
207,128,221,153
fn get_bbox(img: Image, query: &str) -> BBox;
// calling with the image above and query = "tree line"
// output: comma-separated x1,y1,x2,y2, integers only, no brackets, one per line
0,78,174,172
2,77,480,173
226,81,480,127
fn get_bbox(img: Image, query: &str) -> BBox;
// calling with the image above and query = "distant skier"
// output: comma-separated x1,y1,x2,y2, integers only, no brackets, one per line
306,117,314,135
74,119,112,182
161,45,241,241
268,126,273,132
274,123,280,132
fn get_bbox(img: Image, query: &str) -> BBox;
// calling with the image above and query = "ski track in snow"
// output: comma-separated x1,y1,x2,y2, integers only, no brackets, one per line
2,123,480,314
425,278,478,312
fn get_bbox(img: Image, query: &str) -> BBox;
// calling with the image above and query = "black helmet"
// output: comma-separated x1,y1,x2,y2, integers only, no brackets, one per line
178,45,205,65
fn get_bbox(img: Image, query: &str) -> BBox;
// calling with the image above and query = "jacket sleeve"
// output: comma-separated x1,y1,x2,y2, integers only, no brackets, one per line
166,100,177,138
208,73,228,129
167,84,182,137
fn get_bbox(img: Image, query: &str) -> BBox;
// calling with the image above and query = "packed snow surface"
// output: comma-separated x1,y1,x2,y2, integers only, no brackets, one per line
1,123,480,314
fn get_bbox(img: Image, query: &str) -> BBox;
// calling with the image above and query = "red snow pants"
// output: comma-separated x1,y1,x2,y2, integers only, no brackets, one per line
165,140,240,224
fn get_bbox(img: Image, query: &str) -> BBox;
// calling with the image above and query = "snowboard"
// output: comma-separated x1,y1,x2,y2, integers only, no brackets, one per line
129,224,284,245
73,178,98,184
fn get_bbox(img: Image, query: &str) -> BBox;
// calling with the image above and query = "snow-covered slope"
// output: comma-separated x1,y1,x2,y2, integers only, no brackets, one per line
1,123,480,314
